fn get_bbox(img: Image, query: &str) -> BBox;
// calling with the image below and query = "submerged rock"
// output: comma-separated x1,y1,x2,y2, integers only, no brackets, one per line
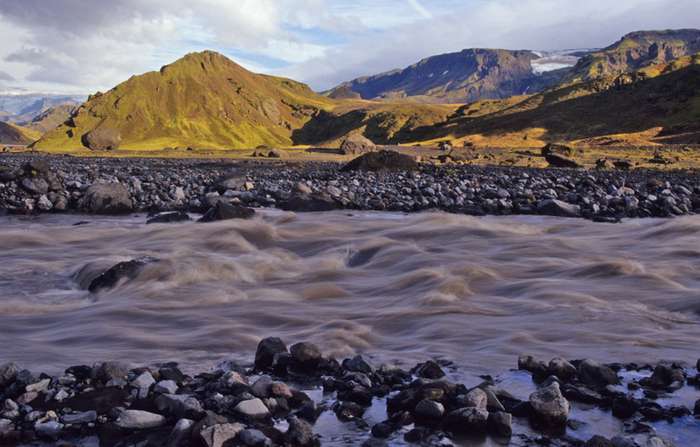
88,256,159,293
198,201,255,222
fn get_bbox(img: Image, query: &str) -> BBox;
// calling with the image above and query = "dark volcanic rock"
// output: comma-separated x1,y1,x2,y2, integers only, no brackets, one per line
88,257,158,293
341,150,418,172
255,337,288,371
198,201,255,222
81,183,133,214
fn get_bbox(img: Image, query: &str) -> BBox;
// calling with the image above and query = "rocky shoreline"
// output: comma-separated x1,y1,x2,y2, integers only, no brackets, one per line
0,339,697,446
2,154,700,221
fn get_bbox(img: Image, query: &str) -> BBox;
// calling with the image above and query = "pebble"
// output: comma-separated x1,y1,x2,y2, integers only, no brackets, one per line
115,409,166,429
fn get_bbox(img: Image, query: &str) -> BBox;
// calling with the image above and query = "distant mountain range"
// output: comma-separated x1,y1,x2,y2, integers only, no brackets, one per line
20,28,700,150
0,93,83,125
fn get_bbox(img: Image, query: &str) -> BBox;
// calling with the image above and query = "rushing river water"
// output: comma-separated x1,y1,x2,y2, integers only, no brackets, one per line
2,210,700,375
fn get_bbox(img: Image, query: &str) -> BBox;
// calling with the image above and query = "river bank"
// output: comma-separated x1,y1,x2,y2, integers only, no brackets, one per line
2,154,700,220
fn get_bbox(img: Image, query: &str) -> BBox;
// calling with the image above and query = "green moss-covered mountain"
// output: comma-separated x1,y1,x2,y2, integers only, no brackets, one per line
33,51,334,151
326,49,566,104
568,29,700,82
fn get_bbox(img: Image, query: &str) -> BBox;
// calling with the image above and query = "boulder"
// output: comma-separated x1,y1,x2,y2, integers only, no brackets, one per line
82,127,121,151
234,398,270,419
88,257,158,293
340,134,376,155
487,411,512,437
290,342,322,369
529,382,570,427
255,337,287,371
596,158,615,170
445,407,489,433
341,150,419,172
198,201,255,223
541,143,577,157
279,193,337,212
81,183,133,214
114,409,166,429
545,153,582,168
200,423,245,447
578,359,619,387
155,394,204,419
536,199,581,218
414,399,445,420
147,211,191,224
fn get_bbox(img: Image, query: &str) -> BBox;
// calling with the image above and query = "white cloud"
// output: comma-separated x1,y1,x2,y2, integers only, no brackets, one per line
0,0,696,94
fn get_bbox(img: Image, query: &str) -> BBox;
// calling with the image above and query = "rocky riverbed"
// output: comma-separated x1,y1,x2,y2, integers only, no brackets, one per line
2,153,700,220
0,338,698,447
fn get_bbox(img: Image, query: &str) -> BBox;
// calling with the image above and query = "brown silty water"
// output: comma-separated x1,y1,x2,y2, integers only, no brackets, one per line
1,210,699,375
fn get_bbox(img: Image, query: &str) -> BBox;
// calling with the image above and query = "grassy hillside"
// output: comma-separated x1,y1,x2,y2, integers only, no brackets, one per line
33,51,335,151
0,121,41,145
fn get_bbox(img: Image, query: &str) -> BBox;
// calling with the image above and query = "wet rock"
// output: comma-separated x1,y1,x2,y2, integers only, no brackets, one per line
586,435,615,447
487,411,512,437
240,428,271,447
81,183,133,214
35,420,63,439
279,193,338,212
548,357,577,382
96,361,130,383
537,199,581,218
518,355,548,378
413,360,445,379
641,363,685,390
200,423,245,447
154,379,178,394
341,150,418,172
290,342,322,369
166,418,194,447
445,407,489,433
234,398,270,419
198,201,255,222
612,395,639,419
343,355,373,374
115,409,166,429
464,388,488,410
62,411,97,425
340,134,376,156
286,416,317,446
0,363,19,388
88,257,158,293
155,394,204,418
529,382,570,427
147,211,191,224
255,337,287,371
414,399,445,420
578,359,619,387
334,401,365,421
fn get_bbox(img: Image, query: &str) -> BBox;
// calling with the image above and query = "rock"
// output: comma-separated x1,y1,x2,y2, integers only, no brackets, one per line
270,381,293,399
542,143,577,157
21,177,49,195
154,380,178,394
267,149,287,159
414,399,445,420
694,399,700,416
147,211,191,224
115,409,166,429
549,357,577,382
290,342,322,369
529,382,570,427
613,160,633,170
131,371,155,397
0,418,13,435
96,361,130,382
37,195,53,211
34,420,63,439
438,141,453,152
286,416,316,446
487,411,512,437
341,150,419,172
334,401,365,421
240,429,271,447
82,127,121,151
251,376,273,398
88,257,158,293
81,183,133,214
62,410,97,424
200,423,245,447
340,134,376,155
198,201,255,222
0,363,18,387
545,153,582,168
445,407,489,433
642,363,685,390
578,359,619,387
612,395,639,419
343,355,373,374
166,418,194,447
537,199,581,218
586,435,615,447
279,193,337,212
255,337,287,371
234,398,270,419
155,393,204,418
596,158,615,170
413,360,445,379
464,388,488,410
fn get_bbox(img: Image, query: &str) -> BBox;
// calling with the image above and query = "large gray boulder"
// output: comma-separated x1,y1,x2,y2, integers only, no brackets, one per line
82,127,121,151
81,183,133,214
340,134,376,155
529,382,570,427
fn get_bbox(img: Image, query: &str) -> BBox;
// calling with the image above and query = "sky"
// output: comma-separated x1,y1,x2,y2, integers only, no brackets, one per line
0,0,698,95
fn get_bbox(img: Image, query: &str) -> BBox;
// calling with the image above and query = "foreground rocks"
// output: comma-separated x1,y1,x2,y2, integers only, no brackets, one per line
2,153,700,221
0,341,692,447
